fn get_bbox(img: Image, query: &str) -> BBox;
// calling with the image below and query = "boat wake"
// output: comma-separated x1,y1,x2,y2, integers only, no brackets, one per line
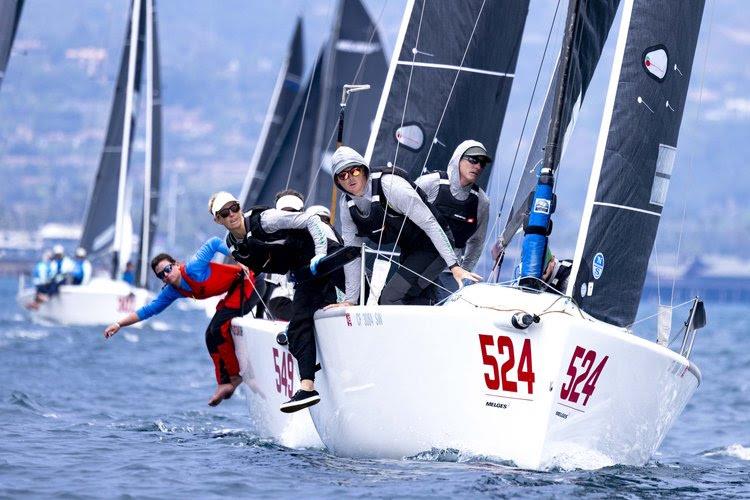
702,444,750,461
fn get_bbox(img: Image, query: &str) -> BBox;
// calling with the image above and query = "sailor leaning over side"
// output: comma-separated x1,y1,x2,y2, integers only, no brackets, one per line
211,190,343,414
325,146,481,308
415,140,491,303
103,236,258,407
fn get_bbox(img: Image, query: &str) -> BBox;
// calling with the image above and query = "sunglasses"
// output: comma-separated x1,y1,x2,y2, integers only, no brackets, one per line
336,166,364,181
462,156,487,167
217,202,241,219
155,263,174,281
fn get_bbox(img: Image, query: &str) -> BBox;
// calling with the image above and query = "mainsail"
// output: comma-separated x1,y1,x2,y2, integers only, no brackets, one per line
0,0,23,89
306,0,387,207
137,0,162,287
364,0,528,185
79,0,145,277
498,0,620,250
567,0,705,326
240,18,304,208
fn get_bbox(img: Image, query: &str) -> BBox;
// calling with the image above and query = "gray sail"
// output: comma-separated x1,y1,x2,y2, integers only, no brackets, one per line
499,0,620,250
306,0,388,207
80,0,145,267
365,0,528,185
240,18,304,208
136,0,162,287
0,0,23,89
567,0,705,326
254,49,325,207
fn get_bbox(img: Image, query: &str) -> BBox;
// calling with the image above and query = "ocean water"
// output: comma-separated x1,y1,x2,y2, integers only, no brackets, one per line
1,277,748,498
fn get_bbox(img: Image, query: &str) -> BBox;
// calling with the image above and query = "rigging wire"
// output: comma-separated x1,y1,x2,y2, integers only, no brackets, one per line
669,0,715,308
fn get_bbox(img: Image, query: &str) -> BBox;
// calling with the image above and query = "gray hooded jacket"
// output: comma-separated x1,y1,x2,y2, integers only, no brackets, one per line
330,146,458,303
415,140,490,272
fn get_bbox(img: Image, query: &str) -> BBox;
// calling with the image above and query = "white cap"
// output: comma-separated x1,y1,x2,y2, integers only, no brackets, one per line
275,194,304,212
52,244,64,256
211,191,239,216
305,205,330,219
75,247,87,258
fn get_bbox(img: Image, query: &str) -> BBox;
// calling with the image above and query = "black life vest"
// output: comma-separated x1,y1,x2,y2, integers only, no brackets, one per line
346,166,451,251
430,171,479,250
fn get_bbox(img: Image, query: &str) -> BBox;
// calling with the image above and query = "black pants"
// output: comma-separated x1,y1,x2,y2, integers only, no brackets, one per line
379,247,446,305
287,274,340,382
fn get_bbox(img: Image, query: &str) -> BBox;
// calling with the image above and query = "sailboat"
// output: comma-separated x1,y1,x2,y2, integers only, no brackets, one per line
0,0,23,90
17,0,162,326
302,0,707,469
229,0,387,447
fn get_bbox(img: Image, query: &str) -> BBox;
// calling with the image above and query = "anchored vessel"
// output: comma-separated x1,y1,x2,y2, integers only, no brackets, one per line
18,0,162,325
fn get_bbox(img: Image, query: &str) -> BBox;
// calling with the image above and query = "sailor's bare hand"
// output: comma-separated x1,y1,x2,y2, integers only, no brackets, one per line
323,301,353,311
239,263,251,277
104,322,121,339
451,266,482,288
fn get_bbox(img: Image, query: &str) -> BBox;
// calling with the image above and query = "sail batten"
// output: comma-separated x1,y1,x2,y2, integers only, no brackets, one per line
567,0,706,327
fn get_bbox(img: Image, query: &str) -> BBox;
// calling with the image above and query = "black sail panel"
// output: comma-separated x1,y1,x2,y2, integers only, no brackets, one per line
254,49,325,207
568,0,705,326
0,0,23,88
241,18,304,208
368,0,528,185
500,0,620,249
306,0,387,207
80,0,145,264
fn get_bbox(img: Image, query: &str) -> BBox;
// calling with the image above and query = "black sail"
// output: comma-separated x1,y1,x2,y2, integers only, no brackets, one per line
240,18,304,208
306,0,387,207
366,0,528,185
136,0,162,287
254,49,325,207
0,0,23,89
499,0,620,250
80,0,145,269
568,0,705,326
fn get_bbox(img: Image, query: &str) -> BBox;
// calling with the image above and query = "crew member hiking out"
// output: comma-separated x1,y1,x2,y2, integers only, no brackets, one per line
103,237,258,407
325,146,481,307
416,140,491,302
211,190,343,414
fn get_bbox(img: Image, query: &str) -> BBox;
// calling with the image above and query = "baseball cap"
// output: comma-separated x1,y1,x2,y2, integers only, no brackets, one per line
462,145,492,163
210,191,239,216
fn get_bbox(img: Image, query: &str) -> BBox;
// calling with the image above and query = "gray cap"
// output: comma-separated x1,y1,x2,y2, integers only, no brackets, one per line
462,145,492,163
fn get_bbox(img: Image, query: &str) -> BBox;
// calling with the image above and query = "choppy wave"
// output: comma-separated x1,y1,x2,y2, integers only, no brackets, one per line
703,444,750,460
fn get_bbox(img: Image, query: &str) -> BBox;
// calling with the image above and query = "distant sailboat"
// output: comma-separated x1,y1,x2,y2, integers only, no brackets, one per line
0,0,23,89
18,0,161,326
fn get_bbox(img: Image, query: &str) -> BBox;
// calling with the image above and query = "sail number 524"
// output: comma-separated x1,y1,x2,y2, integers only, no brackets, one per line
478,334,535,394
559,346,608,406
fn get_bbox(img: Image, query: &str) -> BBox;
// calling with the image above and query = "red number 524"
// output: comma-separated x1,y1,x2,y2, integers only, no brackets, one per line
559,346,608,406
478,334,535,394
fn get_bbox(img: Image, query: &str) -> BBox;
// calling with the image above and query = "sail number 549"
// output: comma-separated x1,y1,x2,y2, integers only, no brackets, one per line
478,334,535,394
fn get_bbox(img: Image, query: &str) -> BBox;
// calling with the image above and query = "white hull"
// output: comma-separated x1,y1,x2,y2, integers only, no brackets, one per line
231,316,323,449
308,284,700,469
17,277,151,327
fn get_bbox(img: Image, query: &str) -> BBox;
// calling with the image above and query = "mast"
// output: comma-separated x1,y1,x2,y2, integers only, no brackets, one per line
112,0,143,278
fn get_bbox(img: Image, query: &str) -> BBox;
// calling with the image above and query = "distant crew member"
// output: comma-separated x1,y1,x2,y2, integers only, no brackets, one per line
416,140,491,302
212,190,342,413
325,146,480,307
26,250,52,310
122,261,136,285
104,237,258,407
70,247,93,285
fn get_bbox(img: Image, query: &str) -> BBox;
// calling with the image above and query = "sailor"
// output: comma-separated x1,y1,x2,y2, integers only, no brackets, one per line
325,146,481,307
47,244,74,293
415,140,491,302
69,247,93,285
211,190,342,413
26,250,52,310
493,240,572,293
122,261,136,285
104,237,258,407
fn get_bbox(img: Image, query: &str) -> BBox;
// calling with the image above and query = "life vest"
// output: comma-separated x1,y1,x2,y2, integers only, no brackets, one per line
346,166,451,251
430,171,479,249
174,262,255,310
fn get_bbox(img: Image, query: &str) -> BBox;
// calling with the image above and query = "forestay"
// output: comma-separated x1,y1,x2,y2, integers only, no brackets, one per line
240,19,304,208
499,0,620,250
567,0,705,326
365,0,528,186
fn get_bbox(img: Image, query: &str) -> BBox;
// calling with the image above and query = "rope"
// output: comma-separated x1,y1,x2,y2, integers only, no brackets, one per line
626,298,694,328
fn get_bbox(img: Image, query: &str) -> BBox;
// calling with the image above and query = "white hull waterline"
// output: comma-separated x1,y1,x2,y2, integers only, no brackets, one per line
231,316,323,449
17,277,151,327
305,284,699,469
